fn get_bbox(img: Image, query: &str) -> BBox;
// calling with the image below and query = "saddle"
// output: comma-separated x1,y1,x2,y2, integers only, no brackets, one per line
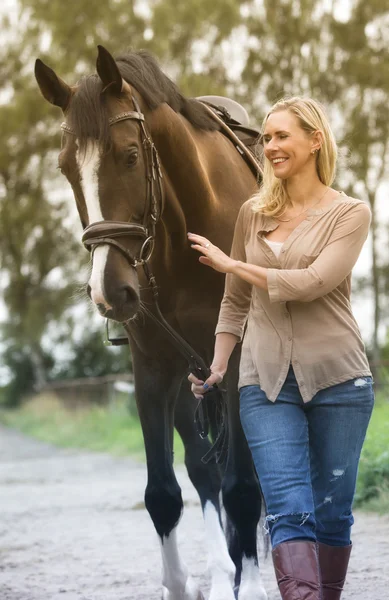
196,95,263,175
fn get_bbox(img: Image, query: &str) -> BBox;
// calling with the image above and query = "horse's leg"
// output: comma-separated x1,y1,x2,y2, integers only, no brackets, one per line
221,349,268,600
174,383,236,600
134,357,204,600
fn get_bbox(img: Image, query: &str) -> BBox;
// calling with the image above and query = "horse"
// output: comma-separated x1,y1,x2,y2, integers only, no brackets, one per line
34,45,267,600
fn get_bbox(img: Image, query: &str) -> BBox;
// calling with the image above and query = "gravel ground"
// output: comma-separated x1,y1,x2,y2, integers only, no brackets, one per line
0,424,388,600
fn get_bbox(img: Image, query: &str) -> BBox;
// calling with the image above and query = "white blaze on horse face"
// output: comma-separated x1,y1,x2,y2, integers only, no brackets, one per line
77,141,111,309
203,501,236,600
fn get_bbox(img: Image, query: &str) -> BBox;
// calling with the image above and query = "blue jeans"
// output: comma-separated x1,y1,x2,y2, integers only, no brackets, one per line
239,367,374,548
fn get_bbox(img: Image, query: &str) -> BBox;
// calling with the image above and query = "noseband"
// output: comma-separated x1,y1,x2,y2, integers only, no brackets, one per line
61,96,164,268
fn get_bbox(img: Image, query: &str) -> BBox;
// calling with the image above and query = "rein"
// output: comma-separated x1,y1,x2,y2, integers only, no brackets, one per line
61,96,258,464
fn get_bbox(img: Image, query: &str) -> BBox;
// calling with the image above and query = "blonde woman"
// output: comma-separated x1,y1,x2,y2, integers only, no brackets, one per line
188,97,374,600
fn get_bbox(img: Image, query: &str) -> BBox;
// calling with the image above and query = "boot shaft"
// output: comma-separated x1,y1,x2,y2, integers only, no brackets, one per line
272,540,322,600
318,542,352,600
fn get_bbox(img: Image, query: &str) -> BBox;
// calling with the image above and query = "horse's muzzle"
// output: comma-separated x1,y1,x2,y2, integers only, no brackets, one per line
91,283,140,323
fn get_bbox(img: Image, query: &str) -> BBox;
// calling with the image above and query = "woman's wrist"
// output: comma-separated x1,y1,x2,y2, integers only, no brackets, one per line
210,362,228,378
228,259,241,274
228,259,268,291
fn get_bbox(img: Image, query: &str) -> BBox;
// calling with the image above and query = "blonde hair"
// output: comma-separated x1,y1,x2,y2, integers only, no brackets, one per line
252,97,338,216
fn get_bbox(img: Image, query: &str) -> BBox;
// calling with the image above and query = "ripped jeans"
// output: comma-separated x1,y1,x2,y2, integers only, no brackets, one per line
239,367,374,548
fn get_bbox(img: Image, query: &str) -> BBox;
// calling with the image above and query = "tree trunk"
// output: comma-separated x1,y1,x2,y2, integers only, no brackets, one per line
368,190,381,378
30,346,47,391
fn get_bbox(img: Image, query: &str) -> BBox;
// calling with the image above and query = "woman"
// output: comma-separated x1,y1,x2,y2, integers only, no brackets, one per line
188,97,374,600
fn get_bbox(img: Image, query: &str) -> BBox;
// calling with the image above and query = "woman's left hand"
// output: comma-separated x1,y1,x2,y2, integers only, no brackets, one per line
188,233,236,274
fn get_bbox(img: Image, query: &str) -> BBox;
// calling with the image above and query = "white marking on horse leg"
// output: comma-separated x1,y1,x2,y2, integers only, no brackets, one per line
238,556,268,600
203,501,236,600
160,527,204,600
76,141,111,309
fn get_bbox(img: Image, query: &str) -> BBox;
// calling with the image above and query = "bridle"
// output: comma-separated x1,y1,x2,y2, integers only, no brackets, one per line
61,94,228,464
62,95,164,268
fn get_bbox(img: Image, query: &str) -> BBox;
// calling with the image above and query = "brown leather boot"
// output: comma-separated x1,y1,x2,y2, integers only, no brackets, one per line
272,540,322,599
318,542,352,600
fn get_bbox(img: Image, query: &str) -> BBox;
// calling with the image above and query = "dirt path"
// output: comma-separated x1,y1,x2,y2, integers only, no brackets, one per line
0,424,388,600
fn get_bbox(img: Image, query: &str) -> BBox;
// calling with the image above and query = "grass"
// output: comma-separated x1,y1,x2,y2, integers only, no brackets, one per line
1,391,389,513
0,393,185,462
354,394,389,513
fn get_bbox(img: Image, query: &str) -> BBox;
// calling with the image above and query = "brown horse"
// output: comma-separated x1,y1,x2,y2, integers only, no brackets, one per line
35,46,267,600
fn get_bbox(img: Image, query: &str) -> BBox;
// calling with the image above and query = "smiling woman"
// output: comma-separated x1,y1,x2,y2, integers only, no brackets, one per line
188,96,374,600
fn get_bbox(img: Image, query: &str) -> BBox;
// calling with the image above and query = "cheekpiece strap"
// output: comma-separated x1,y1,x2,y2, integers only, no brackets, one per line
61,122,74,134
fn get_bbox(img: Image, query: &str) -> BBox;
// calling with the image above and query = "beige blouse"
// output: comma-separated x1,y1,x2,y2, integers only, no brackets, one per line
215,193,372,402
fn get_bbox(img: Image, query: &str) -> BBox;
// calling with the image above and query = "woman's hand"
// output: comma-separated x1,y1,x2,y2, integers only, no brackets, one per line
188,233,236,274
188,367,225,401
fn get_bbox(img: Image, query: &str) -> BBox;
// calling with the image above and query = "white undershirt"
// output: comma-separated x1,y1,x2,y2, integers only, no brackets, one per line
264,238,284,258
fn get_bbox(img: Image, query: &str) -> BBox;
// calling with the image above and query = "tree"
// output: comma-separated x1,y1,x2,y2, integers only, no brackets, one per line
1,0,389,398
330,1,389,364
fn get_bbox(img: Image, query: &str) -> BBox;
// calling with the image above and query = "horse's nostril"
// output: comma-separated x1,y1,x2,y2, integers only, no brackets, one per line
90,283,139,323
86,284,92,298
97,302,107,315
122,285,139,307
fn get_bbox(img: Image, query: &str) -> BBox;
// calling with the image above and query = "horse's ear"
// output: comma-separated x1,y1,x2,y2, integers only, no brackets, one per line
96,45,123,95
34,59,72,110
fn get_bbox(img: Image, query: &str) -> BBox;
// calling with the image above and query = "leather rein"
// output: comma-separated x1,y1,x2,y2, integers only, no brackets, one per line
61,95,228,463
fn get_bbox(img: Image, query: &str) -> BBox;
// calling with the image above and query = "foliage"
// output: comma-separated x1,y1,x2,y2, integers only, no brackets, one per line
381,333,389,362
355,396,389,510
51,328,131,380
0,346,50,407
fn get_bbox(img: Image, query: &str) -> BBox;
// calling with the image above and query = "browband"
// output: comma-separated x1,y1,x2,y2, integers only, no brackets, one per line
60,110,144,135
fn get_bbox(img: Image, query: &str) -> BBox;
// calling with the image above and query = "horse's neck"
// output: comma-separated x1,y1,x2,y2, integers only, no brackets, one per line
150,108,217,229
148,105,256,280
150,107,255,228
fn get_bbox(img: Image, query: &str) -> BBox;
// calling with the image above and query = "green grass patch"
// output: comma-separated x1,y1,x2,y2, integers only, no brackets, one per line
0,393,185,462
358,490,389,514
354,396,389,512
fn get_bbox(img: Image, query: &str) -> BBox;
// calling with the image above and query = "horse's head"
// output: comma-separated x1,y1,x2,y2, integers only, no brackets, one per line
35,46,163,322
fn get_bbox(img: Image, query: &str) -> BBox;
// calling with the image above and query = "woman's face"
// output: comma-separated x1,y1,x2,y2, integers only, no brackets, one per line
262,109,319,180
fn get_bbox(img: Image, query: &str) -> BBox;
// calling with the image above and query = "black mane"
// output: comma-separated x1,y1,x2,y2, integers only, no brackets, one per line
67,50,219,151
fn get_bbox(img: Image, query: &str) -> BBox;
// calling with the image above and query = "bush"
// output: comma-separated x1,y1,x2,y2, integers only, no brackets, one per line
354,396,389,509
0,393,185,461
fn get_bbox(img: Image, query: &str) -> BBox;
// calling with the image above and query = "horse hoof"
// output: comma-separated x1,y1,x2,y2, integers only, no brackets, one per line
161,584,205,600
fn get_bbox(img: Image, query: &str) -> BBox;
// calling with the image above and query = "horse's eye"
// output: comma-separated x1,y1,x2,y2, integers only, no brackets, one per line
127,150,138,167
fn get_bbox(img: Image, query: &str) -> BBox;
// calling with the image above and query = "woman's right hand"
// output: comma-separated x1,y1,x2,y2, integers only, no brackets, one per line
188,367,225,400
